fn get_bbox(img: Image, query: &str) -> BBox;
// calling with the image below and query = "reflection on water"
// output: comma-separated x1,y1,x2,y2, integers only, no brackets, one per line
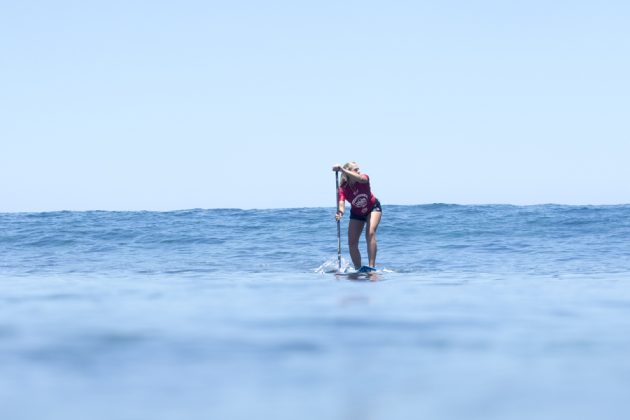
1,273,630,420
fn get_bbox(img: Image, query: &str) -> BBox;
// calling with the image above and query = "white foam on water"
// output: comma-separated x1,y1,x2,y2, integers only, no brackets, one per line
314,256,351,274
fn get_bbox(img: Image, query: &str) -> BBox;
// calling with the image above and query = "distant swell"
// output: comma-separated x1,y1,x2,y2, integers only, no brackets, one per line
2,205,630,278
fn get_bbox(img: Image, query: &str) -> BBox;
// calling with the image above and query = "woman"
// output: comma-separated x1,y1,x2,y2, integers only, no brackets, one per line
332,161,382,270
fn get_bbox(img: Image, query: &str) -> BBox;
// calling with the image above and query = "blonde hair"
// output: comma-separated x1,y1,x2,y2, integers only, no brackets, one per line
340,161,358,186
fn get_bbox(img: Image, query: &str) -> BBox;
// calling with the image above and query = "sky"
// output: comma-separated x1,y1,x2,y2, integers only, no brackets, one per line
1,0,629,211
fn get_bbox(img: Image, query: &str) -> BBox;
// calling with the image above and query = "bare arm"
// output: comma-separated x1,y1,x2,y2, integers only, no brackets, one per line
336,200,345,221
332,164,368,183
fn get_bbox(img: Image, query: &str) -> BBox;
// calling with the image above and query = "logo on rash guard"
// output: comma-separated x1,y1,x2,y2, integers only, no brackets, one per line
352,194,369,213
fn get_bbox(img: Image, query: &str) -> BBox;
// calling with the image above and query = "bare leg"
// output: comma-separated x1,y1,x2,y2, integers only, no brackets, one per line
365,211,381,267
348,219,365,269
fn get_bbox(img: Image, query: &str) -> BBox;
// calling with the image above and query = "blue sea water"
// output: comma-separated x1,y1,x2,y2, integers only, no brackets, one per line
1,204,630,420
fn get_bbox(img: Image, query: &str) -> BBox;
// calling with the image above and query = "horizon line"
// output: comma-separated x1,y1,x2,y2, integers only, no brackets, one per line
2,202,630,214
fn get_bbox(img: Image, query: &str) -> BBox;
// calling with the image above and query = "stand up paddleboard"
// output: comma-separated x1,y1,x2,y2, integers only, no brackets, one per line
335,266,380,280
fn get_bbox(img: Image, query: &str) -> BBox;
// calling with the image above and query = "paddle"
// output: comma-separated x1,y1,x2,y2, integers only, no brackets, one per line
335,170,341,271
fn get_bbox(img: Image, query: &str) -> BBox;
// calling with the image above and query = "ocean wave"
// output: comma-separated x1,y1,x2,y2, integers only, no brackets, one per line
2,205,630,278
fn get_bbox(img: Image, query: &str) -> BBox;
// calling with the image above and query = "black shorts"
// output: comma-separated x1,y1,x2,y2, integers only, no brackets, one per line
350,199,382,222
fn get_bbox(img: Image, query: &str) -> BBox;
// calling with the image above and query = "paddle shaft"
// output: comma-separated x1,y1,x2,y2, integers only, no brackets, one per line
335,171,341,270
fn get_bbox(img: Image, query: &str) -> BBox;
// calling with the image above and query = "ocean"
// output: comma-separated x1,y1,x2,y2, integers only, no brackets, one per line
1,204,630,420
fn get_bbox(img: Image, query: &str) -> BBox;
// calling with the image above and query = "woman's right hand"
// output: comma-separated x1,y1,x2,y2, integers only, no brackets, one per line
335,210,343,221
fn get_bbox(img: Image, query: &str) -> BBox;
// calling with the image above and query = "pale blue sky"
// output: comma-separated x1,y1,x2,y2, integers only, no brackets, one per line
2,0,628,211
